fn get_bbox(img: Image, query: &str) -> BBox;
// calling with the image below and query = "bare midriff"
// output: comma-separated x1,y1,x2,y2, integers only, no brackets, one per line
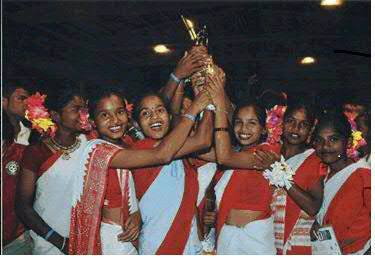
102,206,122,226
225,209,265,227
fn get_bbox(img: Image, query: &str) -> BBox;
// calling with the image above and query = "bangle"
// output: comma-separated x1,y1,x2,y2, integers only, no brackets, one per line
60,237,67,251
170,73,181,84
215,107,228,114
214,127,229,132
182,113,196,122
44,228,55,241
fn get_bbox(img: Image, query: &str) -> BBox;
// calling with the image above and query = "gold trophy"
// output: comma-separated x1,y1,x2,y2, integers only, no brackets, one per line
181,15,214,89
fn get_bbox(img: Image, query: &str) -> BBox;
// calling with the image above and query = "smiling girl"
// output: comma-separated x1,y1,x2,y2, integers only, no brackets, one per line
130,90,214,255
68,88,210,254
312,112,370,254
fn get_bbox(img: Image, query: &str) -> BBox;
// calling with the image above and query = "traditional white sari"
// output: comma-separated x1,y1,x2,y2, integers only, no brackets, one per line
30,134,87,255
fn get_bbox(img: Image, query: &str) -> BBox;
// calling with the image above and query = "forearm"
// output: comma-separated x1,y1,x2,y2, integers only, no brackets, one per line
174,111,213,158
160,79,180,105
155,116,198,162
224,93,235,125
194,111,214,148
15,203,65,249
169,82,184,116
286,184,322,216
214,104,234,165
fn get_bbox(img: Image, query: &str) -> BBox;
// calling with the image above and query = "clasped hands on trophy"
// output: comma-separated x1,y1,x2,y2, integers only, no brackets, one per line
173,45,225,107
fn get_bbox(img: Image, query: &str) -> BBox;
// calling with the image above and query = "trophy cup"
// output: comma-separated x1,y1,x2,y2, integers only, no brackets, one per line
181,15,214,89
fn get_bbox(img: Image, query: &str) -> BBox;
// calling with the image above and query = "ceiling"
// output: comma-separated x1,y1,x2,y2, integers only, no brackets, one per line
3,1,371,105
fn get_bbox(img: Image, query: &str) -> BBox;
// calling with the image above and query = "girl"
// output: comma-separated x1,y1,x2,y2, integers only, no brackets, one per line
271,101,326,255
130,91,214,255
206,73,279,254
68,88,211,254
312,112,370,254
86,89,140,254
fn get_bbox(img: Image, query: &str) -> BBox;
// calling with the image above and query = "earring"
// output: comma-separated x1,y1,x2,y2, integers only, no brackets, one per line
337,154,342,158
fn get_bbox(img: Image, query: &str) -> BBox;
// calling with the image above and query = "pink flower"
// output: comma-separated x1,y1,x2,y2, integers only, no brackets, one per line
79,108,93,131
24,92,56,137
266,105,286,144
124,99,134,115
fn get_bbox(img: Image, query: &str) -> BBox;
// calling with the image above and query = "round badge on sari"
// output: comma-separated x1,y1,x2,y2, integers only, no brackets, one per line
6,161,20,176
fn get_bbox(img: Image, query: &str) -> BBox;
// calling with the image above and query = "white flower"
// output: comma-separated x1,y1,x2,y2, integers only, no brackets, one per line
263,156,295,189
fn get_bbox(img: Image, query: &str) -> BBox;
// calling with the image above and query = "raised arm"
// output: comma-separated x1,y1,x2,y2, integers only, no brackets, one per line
174,109,214,158
169,82,185,127
159,47,208,104
207,71,278,170
110,91,210,169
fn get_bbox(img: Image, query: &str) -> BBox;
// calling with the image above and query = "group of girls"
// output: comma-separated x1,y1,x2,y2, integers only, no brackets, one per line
17,45,370,255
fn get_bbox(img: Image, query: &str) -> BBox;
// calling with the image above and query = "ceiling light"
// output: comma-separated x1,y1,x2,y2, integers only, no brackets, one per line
300,56,316,65
320,0,343,7
153,44,171,54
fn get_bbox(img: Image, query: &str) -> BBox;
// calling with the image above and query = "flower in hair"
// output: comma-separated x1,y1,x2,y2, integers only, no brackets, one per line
124,99,134,115
78,107,93,131
25,92,57,137
266,105,287,144
344,112,367,160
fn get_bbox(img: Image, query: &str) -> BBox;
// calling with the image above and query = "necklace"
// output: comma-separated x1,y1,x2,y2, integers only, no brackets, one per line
47,137,81,160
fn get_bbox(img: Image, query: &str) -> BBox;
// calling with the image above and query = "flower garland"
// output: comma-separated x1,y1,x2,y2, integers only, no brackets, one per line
265,105,287,144
344,112,367,160
263,156,295,190
24,92,57,137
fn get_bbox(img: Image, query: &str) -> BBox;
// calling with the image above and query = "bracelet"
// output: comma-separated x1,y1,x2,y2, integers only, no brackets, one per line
170,73,181,84
214,127,229,132
215,107,228,114
44,228,55,241
60,237,67,251
182,113,196,122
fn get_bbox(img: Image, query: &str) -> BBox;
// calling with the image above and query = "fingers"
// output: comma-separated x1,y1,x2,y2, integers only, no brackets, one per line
118,223,139,242
203,212,216,225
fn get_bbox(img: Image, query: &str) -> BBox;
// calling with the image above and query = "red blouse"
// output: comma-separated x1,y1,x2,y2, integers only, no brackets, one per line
323,168,370,254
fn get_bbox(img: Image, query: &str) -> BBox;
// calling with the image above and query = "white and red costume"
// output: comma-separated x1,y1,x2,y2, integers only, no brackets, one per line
131,138,202,255
21,134,88,255
69,138,138,255
316,159,370,254
271,147,326,255
214,143,278,254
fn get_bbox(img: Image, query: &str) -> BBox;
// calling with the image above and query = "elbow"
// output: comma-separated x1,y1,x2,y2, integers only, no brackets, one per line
156,151,173,165
196,131,213,151
15,200,27,222
215,153,228,166
306,202,322,217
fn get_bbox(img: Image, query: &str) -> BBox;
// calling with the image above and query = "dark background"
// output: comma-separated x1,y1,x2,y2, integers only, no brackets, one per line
3,1,371,108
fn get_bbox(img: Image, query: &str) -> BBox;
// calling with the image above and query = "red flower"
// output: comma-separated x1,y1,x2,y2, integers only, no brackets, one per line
79,108,93,131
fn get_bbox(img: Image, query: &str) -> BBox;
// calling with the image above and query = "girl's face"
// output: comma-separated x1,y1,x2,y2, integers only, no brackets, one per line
282,108,313,145
233,106,265,147
94,94,128,143
138,95,170,140
314,126,348,165
58,95,86,133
